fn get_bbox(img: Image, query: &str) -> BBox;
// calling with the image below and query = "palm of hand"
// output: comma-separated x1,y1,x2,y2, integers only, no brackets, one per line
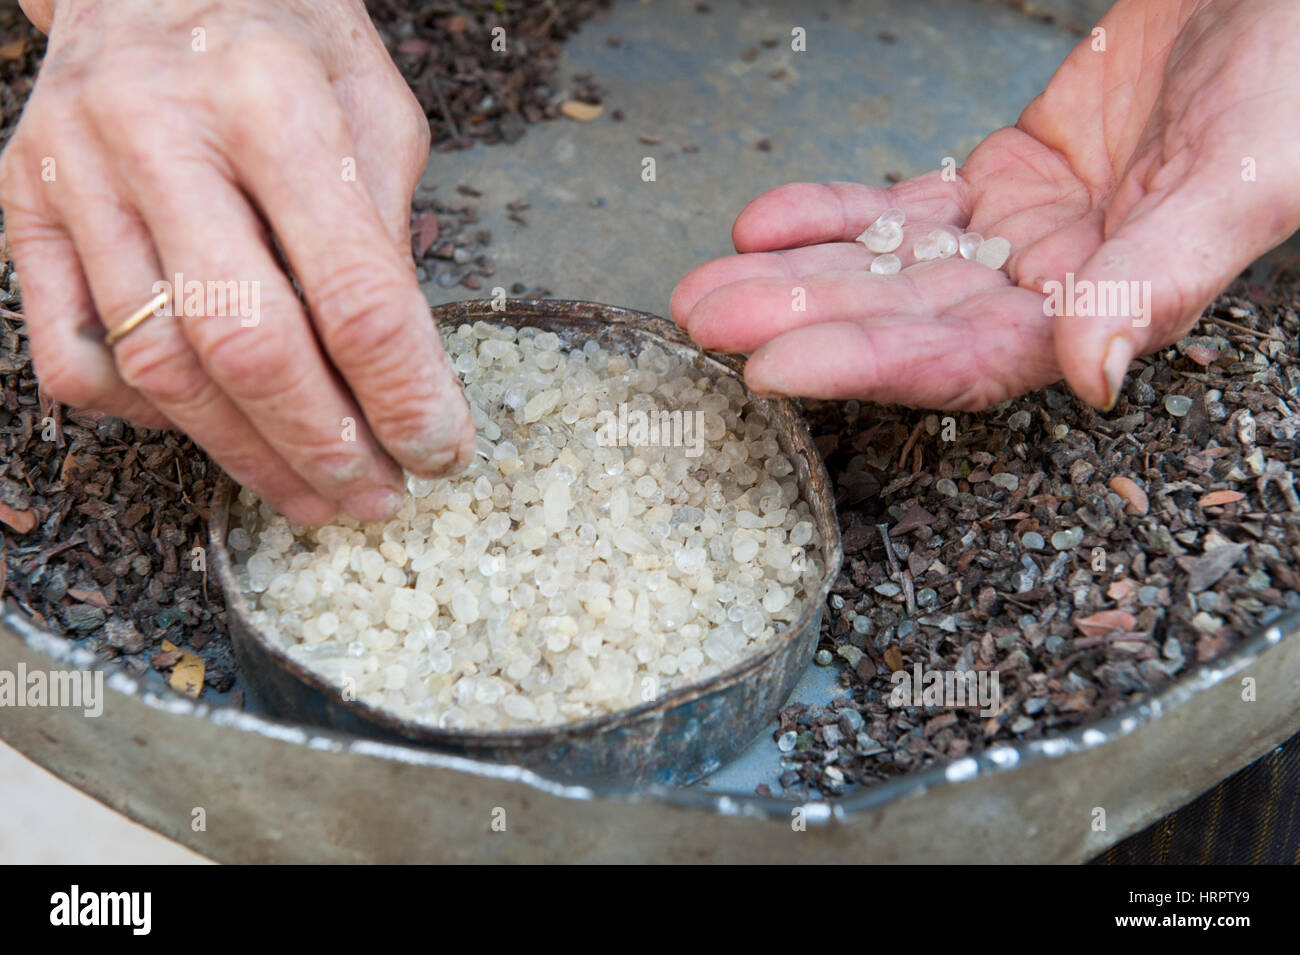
670,0,1300,411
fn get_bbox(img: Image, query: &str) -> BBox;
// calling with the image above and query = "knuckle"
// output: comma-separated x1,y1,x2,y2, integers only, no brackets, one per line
85,63,206,169
82,69,124,119
311,262,420,360
88,93,174,175
0,114,67,207
36,355,100,408
221,63,280,118
199,324,268,385
216,41,313,138
399,88,432,166
201,323,309,400
115,335,205,406
85,66,160,125
118,131,173,182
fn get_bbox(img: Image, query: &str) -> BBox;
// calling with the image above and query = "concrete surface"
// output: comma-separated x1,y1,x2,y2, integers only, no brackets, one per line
420,0,1080,314
0,741,209,863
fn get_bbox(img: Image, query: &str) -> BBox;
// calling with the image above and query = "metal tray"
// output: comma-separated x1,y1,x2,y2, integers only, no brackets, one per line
2,600,1296,862
2,299,1296,862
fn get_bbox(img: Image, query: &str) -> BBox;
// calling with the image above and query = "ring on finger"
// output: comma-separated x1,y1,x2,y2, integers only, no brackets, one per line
105,288,171,348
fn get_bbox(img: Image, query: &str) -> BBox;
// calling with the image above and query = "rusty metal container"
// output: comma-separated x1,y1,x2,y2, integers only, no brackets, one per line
209,299,844,785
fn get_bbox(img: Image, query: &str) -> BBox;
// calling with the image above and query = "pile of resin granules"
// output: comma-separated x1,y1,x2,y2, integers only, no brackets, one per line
232,322,826,730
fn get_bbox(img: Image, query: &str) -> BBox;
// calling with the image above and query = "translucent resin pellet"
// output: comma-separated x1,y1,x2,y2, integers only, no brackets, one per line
958,231,983,260
870,253,902,275
976,236,1012,270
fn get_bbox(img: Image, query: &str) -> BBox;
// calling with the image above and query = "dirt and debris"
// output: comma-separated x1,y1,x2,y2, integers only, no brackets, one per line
0,284,239,693
367,0,615,300
367,0,610,150
776,277,1300,797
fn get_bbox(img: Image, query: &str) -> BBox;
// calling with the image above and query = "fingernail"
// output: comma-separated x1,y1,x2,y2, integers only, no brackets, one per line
406,449,461,478
341,487,404,522
743,363,784,398
404,414,476,478
280,493,338,527
1102,336,1133,410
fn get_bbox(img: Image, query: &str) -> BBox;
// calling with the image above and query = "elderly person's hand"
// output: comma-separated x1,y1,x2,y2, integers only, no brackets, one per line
0,0,474,525
671,0,1300,411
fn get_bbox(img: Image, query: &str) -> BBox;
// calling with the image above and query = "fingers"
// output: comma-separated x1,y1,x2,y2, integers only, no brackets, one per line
745,285,1061,409
0,146,172,429
730,173,970,253
675,172,978,341
1051,170,1269,409
0,6,468,528
48,161,338,526
2,206,171,429
673,216,987,327
684,256,1010,354
102,150,408,522
671,243,872,324
219,59,474,479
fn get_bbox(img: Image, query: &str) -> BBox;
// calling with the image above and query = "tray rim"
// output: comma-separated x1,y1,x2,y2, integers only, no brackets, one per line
3,599,1296,820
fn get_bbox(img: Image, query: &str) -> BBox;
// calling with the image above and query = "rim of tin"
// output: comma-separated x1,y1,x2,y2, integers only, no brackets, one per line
6,601,1296,820
209,299,845,749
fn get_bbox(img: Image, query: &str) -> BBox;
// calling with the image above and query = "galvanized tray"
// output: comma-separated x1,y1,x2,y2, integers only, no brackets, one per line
2,599,1296,862
2,299,1297,862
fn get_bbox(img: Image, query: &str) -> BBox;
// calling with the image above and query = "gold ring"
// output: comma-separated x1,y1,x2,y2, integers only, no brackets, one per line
105,289,171,348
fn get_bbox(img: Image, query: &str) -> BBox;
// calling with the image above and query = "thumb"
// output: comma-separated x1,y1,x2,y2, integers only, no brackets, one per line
1051,175,1264,409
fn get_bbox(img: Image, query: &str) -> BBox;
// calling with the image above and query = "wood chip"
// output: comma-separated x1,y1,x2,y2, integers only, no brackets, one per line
151,648,183,669
1184,345,1220,366
1075,609,1138,637
0,501,36,534
1187,542,1247,592
891,503,936,536
560,100,604,122
160,638,205,698
411,208,440,257
1107,578,1139,601
1198,489,1245,507
67,587,110,611
1108,476,1149,515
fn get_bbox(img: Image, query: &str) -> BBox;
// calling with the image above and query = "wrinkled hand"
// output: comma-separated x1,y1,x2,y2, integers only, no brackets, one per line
672,0,1300,411
1,0,474,525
